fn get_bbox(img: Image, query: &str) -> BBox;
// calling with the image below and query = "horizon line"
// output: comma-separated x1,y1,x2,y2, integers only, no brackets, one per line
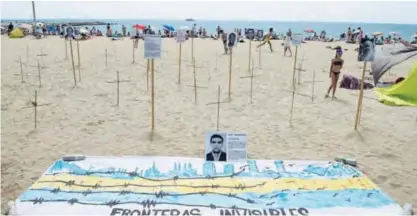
1,17,417,26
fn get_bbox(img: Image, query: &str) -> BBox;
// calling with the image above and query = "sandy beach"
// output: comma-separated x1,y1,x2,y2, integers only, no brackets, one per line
1,36,416,212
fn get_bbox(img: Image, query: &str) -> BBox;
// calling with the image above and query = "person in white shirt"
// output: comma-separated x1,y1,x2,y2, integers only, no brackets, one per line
283,36,292,57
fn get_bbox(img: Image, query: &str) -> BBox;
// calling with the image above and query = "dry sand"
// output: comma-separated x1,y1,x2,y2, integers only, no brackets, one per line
1,36,416,213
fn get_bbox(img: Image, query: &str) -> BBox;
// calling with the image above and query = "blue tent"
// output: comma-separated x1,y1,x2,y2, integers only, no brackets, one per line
163,25,175,32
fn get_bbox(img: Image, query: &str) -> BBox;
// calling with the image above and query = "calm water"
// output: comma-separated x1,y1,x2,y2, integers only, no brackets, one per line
3,19,417,39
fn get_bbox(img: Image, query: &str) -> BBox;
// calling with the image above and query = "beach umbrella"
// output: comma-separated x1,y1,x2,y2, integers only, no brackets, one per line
80,28,88,34
19,23,32,30
162,24,175,31
390,32,401,37
372,32,383,36
132,24,145,30
36,22,44,27
304,28,314,33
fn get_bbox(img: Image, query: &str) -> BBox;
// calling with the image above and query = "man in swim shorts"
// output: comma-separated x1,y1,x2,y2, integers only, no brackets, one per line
257,28,274,52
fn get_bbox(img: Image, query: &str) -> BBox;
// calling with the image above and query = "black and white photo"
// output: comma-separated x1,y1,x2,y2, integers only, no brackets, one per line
256,30,264,40
228,32,237,48
205,133,227,162
358,36,376,62
246,28,255,40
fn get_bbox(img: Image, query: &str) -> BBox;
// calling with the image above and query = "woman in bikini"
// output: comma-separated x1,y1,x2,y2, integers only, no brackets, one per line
326,48,344,99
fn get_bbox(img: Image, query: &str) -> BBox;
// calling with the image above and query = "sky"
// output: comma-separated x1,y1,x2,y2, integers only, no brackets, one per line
1,1,417,24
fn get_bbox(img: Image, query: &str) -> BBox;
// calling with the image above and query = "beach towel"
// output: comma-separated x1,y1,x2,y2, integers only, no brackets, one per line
340,74,374,90
371,45,417,85
375,63,417,106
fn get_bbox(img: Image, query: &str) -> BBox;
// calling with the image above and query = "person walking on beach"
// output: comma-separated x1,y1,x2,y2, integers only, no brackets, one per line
257,28,274,52
325,47,344,99
220,30,228,54
122,25,126,37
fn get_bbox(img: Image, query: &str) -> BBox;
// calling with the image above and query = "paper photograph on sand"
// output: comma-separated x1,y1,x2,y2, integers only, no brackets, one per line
205,132,228,162
358,37,376,61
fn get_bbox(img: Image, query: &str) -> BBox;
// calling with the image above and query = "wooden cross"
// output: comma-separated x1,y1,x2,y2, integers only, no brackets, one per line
185,57,207,103
240,59,259,104
17,56,25,83
296,55,307,85
106,71,131,106
37,60,42,88
21,90,51,129
206,85,228,131
76,40,81,82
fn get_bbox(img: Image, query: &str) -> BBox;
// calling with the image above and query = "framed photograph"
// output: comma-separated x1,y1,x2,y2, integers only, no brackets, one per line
205,133,227,162
176,29,186,43
292,33,303,46
358,37,375,62
256,30,264,40
246,28,255,40
228,32,237,48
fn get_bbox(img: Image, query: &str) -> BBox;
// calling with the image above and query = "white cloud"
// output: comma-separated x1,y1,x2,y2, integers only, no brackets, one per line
1,1,417,24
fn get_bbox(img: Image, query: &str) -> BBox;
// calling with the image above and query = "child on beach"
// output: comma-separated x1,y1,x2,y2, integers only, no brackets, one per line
326,48,344,99
283,36,292,57
257,28,274,52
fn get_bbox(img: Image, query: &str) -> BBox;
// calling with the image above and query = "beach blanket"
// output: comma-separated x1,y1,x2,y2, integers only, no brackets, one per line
340,74,374,90
9,156,403,215
371,45,417,85
375,63,417,106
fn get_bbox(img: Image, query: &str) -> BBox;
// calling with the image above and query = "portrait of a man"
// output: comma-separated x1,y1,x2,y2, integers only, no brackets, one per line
228,32,237,48
256,30,264,40
246,29,255,40
358,36,375,62
206,134,227,162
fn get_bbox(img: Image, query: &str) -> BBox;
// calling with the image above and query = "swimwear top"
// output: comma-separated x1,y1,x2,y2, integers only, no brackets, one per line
333,60,343,66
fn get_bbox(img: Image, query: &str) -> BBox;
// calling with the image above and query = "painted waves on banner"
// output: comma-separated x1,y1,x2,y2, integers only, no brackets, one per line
19,159,395,209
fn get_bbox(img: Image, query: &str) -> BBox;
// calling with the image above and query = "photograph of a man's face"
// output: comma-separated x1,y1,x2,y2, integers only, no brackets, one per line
257,30,264,40
206,134,227,162
246,29,254,40
228,33,236,47
358,37,375,62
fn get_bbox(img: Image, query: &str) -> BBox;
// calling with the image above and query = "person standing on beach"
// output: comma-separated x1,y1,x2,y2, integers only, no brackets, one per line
122,25,126,37
7,22,13,35
325,48,344,99
220,30,228,54
283,35,292,57
257,28,274,52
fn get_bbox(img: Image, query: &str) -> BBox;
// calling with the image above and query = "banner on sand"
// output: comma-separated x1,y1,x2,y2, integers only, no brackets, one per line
10,156,403,215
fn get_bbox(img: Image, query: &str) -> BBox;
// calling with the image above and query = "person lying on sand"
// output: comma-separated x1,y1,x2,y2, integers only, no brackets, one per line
326,48,344,99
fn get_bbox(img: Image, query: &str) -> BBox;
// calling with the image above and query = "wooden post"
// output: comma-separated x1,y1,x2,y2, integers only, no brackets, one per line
117,71,120,106
354,61,367,130
178,43,182,84
248,40,252,73
146,59,150,91
193,57,197,103
191,36,194,61
37,60,42,87
26,44,29,64
132,40,135,64
105,49,108,69
77,40,81,82
207,85,224,131
250,59,254,103
34,90,37,129
151,59,155,131
228,48,233,100
289,46,299,126
311,70,316,103
292,46,299,89
258,41,262,69
19,56,24,83
69,39,76,86
64,39,68,60
297,62,302,84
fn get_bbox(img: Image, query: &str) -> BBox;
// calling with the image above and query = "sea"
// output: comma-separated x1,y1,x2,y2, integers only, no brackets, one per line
2,19,417,39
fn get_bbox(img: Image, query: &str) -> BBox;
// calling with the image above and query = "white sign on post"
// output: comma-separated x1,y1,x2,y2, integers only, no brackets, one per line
292,33,303,46
144,35,162,59
205,132,248,162
176,29,186,43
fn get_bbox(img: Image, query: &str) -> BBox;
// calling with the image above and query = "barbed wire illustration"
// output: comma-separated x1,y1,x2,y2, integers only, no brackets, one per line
30,188,255,203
